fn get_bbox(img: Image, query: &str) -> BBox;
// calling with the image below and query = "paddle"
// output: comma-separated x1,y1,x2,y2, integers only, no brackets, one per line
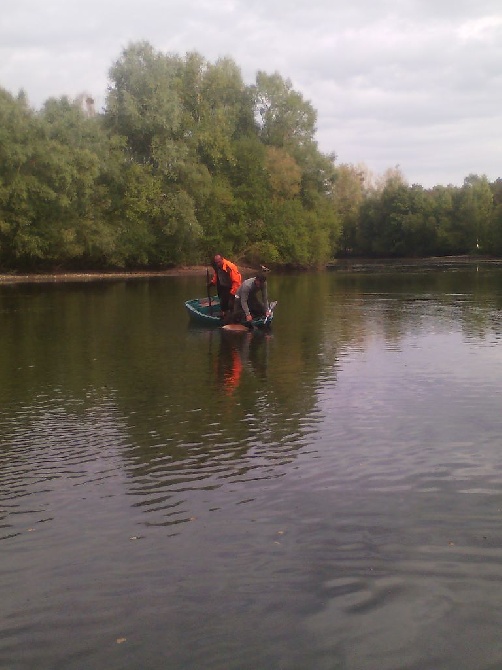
206,268,213,315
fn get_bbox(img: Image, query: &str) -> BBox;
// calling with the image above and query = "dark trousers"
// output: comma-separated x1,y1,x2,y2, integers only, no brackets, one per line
218,286,233,313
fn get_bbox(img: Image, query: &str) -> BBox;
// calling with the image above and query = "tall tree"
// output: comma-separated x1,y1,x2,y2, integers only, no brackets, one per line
488,179,502,255
0,88,44,265
105,42,202,264
252,71,317,151
332,163,365,256
106,42,183,161
455,174,493,253
196,57,248,170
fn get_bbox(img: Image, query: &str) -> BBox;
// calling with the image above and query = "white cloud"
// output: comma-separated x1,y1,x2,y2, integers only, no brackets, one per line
457,15,502,40
1,0,501,187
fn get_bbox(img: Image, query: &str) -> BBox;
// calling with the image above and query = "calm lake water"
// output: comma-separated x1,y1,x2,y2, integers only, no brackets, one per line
1,268,502,670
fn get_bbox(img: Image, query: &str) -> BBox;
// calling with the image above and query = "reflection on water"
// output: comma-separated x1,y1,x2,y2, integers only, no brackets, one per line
1,270,502,669
214,329,270,394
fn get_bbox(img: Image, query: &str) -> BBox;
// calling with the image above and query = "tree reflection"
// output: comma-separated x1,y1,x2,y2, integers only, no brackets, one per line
2,270,502,531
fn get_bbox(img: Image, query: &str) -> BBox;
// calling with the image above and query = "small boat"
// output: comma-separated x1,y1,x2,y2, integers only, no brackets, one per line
185,297,276,329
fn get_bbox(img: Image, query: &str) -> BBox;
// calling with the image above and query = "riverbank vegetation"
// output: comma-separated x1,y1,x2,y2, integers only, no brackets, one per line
1,41,501,272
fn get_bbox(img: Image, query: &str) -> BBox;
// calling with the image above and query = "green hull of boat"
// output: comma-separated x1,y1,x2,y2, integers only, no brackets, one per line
184,297,274,328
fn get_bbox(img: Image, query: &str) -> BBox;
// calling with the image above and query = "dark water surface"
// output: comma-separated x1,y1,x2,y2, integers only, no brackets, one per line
1,270,502,669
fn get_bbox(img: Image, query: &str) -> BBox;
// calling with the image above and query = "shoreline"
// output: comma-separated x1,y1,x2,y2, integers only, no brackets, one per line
0,265,259,285
1,256,501,284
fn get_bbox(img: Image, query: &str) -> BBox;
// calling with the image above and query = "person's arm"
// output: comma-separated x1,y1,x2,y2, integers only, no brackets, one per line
262,283,269,313
228,263,242,295
239,281,252,318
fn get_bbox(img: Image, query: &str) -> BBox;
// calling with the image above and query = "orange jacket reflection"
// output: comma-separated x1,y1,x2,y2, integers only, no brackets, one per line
223,347,243,395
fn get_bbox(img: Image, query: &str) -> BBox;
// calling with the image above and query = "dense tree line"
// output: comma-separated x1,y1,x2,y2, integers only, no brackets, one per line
336,166,502,258
1,41,501,271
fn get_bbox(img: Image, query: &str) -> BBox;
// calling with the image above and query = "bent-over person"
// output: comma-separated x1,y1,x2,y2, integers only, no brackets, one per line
233,274,270,323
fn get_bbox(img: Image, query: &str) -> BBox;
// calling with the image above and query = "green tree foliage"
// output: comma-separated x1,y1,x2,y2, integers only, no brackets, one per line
430,186,455,255
453,175,493,254
37,97,118,266
0,89,114,268
338,166,500,260
488,179,502,255
0,88,43,265
265,147,302,200
106,42,183,160
105,43,204,265
2,42,502,271
332,164,365,255
252,71,317,151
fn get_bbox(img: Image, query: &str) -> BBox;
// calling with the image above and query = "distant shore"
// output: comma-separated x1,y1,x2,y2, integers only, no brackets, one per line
0,265,259,285
328,255,502,272
1,256,501,284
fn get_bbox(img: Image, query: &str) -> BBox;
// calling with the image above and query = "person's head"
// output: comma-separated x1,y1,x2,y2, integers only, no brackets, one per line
213,254,224,269
254,273,267,286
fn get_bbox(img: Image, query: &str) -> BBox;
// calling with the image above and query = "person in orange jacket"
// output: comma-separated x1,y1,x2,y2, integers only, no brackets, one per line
208,254,242,319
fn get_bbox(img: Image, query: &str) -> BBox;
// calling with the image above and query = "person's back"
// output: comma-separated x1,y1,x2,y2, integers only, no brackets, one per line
209,254,242,318
233,274,268,322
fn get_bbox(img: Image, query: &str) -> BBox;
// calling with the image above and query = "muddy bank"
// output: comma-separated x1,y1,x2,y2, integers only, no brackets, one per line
2,256,501,284
0,265,259,285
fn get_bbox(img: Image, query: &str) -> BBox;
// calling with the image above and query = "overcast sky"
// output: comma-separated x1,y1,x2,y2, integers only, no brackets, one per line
1,0,501,188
